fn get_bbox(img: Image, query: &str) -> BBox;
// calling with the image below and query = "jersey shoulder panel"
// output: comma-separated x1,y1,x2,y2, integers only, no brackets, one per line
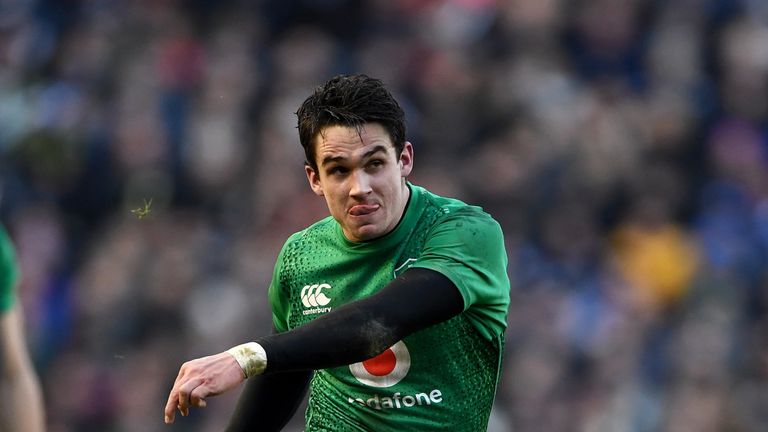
410,188,511,341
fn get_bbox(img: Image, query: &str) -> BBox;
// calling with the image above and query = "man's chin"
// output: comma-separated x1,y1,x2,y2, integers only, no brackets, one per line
347,224,385,242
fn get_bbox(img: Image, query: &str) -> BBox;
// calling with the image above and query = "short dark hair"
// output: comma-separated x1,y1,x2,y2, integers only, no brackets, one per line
296,74,406,170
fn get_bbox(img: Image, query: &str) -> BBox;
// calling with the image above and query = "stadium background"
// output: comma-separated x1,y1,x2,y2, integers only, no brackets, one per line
1,0,768,430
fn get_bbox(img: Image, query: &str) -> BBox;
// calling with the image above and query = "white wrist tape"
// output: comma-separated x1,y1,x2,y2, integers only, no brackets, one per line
226,342,267,378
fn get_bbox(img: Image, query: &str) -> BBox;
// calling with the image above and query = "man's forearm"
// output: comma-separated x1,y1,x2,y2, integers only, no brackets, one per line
230,268,464,376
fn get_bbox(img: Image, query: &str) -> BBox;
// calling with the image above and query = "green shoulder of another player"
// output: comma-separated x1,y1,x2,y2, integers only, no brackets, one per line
0,224,19,313
269,184,511,432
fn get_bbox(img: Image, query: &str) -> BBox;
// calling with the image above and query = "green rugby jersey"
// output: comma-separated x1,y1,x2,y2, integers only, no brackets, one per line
269,184,510,431
0,224,19,313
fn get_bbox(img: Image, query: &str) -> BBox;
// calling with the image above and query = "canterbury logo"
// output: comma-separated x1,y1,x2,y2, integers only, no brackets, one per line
301,283,332,308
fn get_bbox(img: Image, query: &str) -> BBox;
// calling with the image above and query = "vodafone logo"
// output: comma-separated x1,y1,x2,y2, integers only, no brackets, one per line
349,341,410,388
301,283,332,307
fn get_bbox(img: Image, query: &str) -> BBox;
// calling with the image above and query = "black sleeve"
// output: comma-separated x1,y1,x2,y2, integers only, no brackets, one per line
225,367,312,432
257,267,464,373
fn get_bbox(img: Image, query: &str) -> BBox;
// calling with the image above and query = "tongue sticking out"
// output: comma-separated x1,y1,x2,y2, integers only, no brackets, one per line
349,205,379,216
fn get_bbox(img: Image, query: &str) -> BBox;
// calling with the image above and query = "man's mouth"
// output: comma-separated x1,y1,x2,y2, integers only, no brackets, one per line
349,204,380,216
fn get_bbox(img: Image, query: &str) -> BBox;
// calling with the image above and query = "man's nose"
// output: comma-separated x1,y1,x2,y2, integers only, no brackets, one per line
349,170,372,197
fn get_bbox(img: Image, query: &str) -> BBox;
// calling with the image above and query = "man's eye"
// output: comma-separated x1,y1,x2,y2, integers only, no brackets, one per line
329,167,348,175
369,160,383,168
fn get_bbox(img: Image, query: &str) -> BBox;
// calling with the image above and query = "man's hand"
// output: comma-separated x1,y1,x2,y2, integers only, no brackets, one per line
164,351,246,424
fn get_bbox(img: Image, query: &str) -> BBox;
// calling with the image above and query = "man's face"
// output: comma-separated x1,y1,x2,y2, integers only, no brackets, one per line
305,123,413,242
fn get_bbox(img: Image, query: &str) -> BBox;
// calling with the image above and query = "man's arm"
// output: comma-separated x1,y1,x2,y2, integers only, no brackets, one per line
164,268,463,423
0,307,45,432
255,268,463,372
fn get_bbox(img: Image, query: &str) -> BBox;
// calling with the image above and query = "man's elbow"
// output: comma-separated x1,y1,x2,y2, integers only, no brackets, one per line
358,318,403,358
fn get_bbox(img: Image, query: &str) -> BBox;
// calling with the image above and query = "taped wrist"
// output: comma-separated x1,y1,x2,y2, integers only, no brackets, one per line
226,342,268,378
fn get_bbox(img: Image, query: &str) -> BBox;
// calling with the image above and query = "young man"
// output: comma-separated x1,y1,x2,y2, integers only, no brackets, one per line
0,224,45,432
164,75,510,431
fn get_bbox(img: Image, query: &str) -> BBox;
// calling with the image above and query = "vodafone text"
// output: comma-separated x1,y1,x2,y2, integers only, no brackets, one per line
347,389,442,410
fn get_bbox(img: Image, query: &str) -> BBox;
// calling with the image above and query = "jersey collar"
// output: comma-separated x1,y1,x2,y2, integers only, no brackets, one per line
335,182,422,252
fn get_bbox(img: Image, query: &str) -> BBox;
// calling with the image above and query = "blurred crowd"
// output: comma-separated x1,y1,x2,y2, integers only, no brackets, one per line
1,0,768,431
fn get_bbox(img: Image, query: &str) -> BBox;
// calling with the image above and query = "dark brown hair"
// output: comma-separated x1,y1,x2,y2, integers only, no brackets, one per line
296,74,406,170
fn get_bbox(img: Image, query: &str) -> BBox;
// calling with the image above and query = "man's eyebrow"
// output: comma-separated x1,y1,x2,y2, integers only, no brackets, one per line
362,145,388,159
321,155,345,166
320,145,389,167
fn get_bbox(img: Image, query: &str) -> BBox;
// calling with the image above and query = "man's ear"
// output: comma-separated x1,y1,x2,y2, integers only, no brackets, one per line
399,142,414,177
305,164,324,196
